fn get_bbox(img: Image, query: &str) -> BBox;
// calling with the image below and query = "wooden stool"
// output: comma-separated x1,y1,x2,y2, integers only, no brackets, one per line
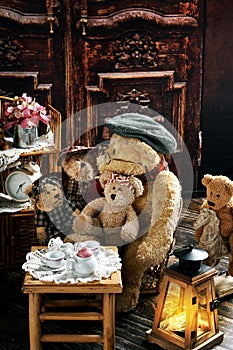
22,246,122,350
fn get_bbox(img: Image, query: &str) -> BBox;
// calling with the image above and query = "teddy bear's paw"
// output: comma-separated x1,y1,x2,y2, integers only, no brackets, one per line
72,214,89,232
116,289,139,313
36,227,47,245
120,223,138,243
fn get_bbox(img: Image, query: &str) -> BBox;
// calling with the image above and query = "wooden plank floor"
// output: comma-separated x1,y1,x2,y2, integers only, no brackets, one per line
0,198,232,350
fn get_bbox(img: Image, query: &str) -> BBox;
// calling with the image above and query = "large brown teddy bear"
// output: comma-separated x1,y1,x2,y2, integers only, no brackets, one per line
72,113,182,312
195,174,233,275
99,114,182,312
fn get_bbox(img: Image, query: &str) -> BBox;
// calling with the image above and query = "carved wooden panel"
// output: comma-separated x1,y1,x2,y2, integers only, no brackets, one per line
0,1,65,114
72,0,203,188
86,71,186,150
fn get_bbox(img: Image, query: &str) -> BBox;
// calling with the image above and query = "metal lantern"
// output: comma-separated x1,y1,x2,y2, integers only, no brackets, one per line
146,245,224,350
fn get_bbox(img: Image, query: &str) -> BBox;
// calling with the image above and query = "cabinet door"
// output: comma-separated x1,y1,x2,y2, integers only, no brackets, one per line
8,210,38,266
71,0,203,189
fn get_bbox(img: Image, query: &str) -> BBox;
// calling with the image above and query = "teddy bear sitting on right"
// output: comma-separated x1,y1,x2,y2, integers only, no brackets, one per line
195,174,233,276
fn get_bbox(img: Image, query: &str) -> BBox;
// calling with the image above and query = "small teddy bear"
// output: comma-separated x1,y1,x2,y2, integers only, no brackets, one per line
68,173,144,246
195,174,233,275
58,146,98,210
28,174,80,244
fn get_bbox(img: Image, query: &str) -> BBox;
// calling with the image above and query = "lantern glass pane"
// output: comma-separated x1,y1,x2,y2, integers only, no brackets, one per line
196,286,211,337
159,281,186,337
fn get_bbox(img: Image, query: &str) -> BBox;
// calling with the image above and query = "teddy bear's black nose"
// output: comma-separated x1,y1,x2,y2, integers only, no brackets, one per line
111,194,116,200
208,200,215,207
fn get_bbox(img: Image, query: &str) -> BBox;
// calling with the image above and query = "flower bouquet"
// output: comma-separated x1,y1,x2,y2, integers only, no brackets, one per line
2,93,51,148
2,93,51,130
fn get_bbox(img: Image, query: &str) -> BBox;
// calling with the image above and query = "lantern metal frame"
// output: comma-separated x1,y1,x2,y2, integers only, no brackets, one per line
146,262,224,350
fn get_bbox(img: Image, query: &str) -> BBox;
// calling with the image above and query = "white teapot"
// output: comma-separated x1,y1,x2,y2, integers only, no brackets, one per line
71,247,97,277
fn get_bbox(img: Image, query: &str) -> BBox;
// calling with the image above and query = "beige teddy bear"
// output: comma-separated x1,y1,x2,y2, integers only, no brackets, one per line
69,174,143,246
195,174,233,275
96,113,182,312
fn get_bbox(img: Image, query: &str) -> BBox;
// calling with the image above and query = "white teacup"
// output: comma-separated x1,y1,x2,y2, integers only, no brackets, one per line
80,240,100,255
43,250,65,269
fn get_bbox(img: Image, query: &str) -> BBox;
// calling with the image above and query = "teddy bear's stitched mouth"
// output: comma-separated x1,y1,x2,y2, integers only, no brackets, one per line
207,200,215,207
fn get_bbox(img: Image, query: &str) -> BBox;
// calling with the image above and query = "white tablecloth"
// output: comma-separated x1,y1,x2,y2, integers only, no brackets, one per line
0,132,55,172
22,238,122,284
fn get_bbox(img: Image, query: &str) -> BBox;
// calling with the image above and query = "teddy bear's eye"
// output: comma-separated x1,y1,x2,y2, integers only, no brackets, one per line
46,191,50,195
210,191,213,195
117,188,122,192
112,148,116,155
112,186,116,190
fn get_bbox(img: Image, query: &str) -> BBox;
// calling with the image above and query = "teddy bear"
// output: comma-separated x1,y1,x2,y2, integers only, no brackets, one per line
195,174,233,275
71,112,182,312
28,174,80,244
57,145,99,210
69,173,144,246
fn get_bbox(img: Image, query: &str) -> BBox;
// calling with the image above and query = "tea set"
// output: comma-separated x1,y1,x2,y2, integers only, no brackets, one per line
40,239,100,277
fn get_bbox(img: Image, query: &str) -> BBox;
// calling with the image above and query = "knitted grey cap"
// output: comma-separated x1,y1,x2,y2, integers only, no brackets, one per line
105,113,177,154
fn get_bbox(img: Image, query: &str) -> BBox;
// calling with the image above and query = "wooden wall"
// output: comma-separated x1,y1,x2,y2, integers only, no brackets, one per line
201,0,233,182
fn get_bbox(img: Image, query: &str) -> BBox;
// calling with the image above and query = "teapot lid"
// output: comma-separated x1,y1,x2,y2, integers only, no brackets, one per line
77,247,93,258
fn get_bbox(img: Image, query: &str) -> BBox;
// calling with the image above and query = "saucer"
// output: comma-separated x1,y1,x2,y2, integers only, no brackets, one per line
40,261,66,272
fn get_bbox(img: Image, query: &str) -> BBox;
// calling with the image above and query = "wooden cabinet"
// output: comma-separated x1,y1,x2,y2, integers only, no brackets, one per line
69,0,204,190
0,209,38,268
0,0,65,114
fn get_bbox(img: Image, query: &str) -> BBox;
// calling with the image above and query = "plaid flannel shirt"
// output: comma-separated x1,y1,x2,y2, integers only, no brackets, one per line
35,199,77,242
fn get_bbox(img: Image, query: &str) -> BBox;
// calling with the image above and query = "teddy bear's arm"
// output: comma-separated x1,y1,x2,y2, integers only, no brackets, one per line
136,171,182,268
73,198,104,230
218,207,233,239
120,206,139,242
36,227,47,245
34,209,50,244
82,198,105,218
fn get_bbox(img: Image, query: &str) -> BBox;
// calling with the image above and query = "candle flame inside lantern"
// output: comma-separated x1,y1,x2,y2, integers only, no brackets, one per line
159,282,210,336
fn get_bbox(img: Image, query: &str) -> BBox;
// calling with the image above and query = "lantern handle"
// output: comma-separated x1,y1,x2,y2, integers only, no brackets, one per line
170,244,194,258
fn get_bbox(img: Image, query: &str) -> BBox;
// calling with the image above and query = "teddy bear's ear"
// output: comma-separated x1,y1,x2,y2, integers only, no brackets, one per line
99,171,112,188
223,177,233,196
202,174,213,187
129,176,144,197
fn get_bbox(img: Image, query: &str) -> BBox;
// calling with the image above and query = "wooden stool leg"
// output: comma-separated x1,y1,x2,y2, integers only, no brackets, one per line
29,293,42,350
103,293,115,350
